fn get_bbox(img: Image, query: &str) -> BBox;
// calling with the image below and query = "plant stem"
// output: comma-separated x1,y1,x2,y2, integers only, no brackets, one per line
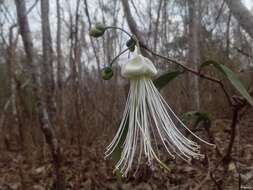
105,26,132,38
109,48,129,66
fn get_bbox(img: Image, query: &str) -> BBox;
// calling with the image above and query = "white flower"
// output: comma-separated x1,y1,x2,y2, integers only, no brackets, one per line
105,53,215,176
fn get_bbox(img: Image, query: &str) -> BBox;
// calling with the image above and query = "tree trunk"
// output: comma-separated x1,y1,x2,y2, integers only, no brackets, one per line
41,0,56,120
7,25,26,150
121,0,140,39
187,0,200,111
84,0,102,80
224,0,253,39
153,0,163,52
14,0,64,189
121,0,151,59
56,0,64,89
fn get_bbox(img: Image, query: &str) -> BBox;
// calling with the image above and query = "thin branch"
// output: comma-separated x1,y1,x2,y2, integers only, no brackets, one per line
0,79,30,131
210,172,222,190
26,0,39,15
192,156,211,190
223,106,239,162
209,0,226,33
232,158,242,190
1,3,16,24
234,46,253,60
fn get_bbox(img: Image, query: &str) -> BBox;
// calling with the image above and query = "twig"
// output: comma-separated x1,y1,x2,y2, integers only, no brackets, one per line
26,0,39,15
0,99,11,130
223,106,239,163
210,172,222,190
209,0,226,33
192,156,211,190
234,47,253,60
232,159,242,190
0,79,30,131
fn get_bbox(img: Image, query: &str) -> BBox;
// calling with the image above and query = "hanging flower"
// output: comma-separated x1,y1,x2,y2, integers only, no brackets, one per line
105,51,215,177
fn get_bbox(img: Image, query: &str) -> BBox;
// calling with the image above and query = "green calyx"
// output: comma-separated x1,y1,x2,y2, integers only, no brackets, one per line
89,24,106,38
101,67,113,80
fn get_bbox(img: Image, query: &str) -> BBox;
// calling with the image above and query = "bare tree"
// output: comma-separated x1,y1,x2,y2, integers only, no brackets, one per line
41,0,56,120
225,0,253,39
14,0,63,188
187,0,200,110
153,0,163,52
121,0,151,58
84,0,102,76
56,0,64,89
121,0,140,39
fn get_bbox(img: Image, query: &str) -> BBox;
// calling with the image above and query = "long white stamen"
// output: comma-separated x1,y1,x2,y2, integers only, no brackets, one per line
105,53,215,176
148,79,215,147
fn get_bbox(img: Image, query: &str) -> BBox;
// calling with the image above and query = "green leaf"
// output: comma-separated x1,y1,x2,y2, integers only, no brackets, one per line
217,64,253,106
182,111,210,129
153,71,183,90
201,61,253,107
182,111,210,121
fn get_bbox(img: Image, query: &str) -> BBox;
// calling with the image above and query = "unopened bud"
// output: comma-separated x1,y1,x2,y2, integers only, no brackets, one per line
101,67,113,80
89,24,106,37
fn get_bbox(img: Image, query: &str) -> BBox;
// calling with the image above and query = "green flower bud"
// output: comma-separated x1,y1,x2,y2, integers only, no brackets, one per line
126,37,136,52
95,23,106,31
89,24,106,37
101,67,113,80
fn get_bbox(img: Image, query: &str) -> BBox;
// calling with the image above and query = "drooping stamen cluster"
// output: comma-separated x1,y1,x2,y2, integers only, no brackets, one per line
105,53,215,176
